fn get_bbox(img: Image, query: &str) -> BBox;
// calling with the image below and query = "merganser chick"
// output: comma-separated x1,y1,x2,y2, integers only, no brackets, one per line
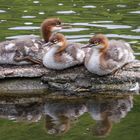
42,19,85,64
41,18,62,43
0,18,63,65
43,33,83,70
84,34,135,75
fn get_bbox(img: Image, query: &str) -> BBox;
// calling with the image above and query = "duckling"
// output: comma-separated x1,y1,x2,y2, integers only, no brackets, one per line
0,18,63,65
43,33,84,70
84,34,135,75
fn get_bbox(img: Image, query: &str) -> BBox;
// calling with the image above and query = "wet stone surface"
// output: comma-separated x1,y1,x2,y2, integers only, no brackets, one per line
0,61,139,95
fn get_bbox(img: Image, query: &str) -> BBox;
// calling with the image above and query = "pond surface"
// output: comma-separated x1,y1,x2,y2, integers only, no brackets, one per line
0,0,140,139
0,94,140,140
0,0,140,58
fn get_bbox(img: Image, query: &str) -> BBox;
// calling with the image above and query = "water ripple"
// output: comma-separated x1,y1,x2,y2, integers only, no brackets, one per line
8,26,40,30
33,1,39,4
56,10,76,14
6,34,39,40
66,35,91,42
71,23,131,29
38,12,45,15
92,21,113,23
61,28,89,32
129,11,140,14
82,5,96,8
24,22,33,25
66,35,91,39
0,20,7,23
23,10,28,13
116,4,127,8
0,10,6,13
132,28,140,33
58,3,63,6
21,16,36,19
67,34,140,43
107,34,140,40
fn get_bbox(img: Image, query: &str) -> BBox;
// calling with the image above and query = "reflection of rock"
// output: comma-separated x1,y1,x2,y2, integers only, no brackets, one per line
87,96,133,137
0,95,133,137
44,95,133,136
0,101,43,122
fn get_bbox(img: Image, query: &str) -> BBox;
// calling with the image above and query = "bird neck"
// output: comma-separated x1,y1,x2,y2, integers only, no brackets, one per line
49,44,62,55
42,29,51,43
42,27,58,43
100,41,109,53
56,40,67,53
57,44,66,53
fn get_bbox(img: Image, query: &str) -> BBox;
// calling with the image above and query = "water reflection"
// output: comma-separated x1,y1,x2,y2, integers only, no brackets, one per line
21,15,36,18
88,96,133,137
44,100,87,135
82,5,96,8
0,10,6,13
116,4,127,8
71,23,131,29
0,101,42,122
56,10,76,14
129,11,140,14
8,26,40,30
6,34,39,40
33,1,39,4
0,95,133,137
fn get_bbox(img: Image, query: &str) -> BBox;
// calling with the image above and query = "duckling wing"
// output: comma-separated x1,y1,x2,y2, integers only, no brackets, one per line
0,37,43,64
61,52,79,64
107,40,135,62
66,43,85,63
0,40,18,64
104,40,135,70
0,40,17,53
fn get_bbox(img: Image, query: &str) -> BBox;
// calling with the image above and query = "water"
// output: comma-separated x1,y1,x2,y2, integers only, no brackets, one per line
0,94,140,140
0,0,140,139
0,0,140,58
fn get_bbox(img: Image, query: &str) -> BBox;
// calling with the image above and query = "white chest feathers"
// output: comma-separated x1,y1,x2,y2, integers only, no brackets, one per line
85,49,101,74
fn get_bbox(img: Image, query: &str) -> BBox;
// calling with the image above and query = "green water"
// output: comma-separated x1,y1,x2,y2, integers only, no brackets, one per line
0,0,140,139
0,0,140,58
0,95,140,140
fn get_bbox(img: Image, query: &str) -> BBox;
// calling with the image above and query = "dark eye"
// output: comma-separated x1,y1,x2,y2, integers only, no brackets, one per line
94,41,99,45
52,39,58,44
57,21,61,25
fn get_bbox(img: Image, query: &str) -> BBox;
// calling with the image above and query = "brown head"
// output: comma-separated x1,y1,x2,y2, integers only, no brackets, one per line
49,33,67,53
41,18,62,42
87,34,109,52
45,115,70,135
92,111,112,137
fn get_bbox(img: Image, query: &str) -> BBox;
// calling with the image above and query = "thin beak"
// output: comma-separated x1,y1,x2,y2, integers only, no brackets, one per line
42,42,54,47
61,23,72,29
82,44,94,48
56,25,62,27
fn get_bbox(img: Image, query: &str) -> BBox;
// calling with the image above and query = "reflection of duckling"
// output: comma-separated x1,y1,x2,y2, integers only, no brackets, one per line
92,111,112,137
43,33,85,70
87,96,133,137
0,18,63,65
45,114,71,135
84,34,135,75
44,100,87,135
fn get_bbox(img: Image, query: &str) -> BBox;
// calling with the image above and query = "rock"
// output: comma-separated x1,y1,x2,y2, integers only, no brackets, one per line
42,61,140,93
0,61,139,95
